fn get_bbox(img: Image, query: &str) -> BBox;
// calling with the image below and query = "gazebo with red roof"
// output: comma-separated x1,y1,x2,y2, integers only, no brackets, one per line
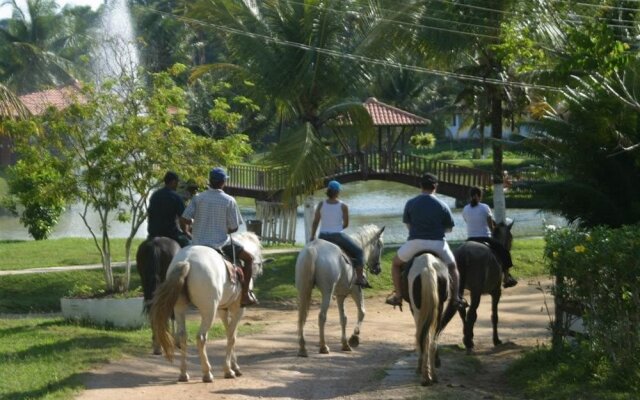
362,96,430,161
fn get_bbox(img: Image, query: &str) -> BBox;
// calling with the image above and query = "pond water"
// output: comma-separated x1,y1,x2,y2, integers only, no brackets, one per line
0,180,566,244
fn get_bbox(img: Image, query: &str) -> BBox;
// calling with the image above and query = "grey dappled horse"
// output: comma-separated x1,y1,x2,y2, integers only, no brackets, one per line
136,236,180,355
449,221,514,353
150,232,263,382
296,225,385,357
406,253,450,386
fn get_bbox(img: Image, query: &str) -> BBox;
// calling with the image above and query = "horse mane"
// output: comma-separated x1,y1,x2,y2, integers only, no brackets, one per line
351,224,383,247
233,231,264,277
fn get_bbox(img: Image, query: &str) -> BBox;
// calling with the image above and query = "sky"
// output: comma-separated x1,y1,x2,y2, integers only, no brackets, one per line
0,0,102,20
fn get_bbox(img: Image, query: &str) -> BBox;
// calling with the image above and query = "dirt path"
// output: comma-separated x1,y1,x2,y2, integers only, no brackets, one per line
75,278,554,400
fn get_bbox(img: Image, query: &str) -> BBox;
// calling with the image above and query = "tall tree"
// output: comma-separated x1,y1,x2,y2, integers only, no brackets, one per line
188,0,376,198
5,64,252,291
366,0,535,222
511,1,640,227
0,0,97,93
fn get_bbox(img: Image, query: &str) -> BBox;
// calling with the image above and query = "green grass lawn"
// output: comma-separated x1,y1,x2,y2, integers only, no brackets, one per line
0,238,145,271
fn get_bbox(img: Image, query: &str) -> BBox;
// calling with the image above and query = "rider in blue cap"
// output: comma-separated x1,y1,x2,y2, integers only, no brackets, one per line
310,180,370,288
181,167,258,306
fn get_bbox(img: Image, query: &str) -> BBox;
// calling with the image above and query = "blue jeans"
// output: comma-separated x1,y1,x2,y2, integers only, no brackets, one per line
319,232,364,268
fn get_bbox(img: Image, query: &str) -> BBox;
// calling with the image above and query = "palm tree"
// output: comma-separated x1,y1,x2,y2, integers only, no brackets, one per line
188,0,376,198
364,0,534,223
0,0,96,94
0,82,28,119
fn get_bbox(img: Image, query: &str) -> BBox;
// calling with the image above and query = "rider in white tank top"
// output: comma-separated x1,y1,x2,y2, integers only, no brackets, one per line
319,200,344,233
310,180,369,288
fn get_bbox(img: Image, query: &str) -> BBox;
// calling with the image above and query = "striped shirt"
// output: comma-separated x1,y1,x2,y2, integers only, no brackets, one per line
182,188,243,248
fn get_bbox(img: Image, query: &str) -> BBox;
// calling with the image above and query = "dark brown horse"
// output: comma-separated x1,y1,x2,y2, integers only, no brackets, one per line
136,236,179,354
445,221,514,354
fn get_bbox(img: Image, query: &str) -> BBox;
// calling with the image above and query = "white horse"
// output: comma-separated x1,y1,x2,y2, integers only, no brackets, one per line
406,253,450,386
150,231,263,383
296,224,385,357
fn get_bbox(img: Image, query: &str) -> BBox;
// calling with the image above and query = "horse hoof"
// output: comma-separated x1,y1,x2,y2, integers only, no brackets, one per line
319,345,330,354
298,349,308,357
494,339,503,346
224,371,236,379
233,367,243,377
348,335,360,348
153,349,162,356
421,378,433,386
203,373,214,382
178,373,189,382
341,344,352,352
466,347,474,356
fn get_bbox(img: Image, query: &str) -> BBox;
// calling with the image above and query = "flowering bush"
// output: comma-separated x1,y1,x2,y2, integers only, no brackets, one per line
545,225,640,371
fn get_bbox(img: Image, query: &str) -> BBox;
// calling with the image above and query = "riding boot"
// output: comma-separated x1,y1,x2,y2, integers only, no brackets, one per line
241,263,258,307
385,260,403,309
503,270,518,288
448,263,468,310
354,266,372,288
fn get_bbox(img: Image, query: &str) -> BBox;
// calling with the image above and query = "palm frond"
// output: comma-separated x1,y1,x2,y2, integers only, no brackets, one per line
264,122,337,203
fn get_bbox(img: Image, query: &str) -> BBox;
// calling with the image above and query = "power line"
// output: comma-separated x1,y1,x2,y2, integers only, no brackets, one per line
141,6,562,92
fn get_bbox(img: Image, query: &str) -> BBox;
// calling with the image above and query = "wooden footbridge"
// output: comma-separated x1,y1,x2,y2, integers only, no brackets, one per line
225,151,491,202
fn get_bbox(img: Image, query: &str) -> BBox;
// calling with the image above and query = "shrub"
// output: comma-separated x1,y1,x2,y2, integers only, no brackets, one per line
545,224,640,379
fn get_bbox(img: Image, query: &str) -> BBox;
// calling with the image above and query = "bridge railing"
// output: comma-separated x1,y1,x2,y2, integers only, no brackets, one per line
227,152,491,192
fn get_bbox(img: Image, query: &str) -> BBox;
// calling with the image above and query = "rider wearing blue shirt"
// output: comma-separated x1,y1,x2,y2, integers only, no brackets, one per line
386,173,468,310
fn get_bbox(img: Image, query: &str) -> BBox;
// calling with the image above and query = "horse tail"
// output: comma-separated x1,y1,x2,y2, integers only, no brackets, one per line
150,261,190,362
295,246,317,328
416,260,440,356
136,240,156,314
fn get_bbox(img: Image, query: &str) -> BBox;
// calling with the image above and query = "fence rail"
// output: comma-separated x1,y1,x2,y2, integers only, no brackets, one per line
227,151,491,199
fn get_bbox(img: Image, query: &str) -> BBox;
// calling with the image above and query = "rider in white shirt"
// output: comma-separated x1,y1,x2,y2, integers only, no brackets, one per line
462,187,517,288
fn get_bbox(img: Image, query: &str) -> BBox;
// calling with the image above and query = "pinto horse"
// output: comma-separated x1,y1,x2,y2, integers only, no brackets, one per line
296,225,384,357
451,221,514,354
135,236,180,354
405,253,450,386
150,232,263,382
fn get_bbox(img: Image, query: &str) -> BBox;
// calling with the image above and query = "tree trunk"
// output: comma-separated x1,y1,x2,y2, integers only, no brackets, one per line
489,85,506,224
303,195,315,244
124,236,133,291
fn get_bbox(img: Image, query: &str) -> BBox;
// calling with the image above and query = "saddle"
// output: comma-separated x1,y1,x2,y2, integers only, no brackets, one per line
213,248,244,285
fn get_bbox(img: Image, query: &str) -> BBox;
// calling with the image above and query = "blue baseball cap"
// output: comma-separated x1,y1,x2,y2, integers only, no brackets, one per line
327,180,341,191
209,167,228,182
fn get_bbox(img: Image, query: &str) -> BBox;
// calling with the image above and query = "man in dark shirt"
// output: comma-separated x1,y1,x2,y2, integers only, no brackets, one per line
147,171,190,247
385,173,467,310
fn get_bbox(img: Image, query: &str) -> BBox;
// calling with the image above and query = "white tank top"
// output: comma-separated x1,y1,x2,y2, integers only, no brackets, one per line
319,200,344,233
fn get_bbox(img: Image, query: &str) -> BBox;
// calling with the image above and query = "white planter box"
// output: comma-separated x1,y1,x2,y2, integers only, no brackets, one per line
61,296,146,328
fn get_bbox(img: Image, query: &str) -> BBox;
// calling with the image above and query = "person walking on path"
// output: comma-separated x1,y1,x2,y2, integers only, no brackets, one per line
147,171,191,247
385,173,467,310
309,180,370,288
462,186,517,288
180,167,258,307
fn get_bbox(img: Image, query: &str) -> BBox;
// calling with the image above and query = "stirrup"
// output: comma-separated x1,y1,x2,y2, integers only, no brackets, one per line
355,276,372,289
241,291,259,307
385,292,403,311
503,275,518,288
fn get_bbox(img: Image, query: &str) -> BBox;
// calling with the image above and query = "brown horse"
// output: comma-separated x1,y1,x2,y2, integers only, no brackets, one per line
136,236,180,354
446,221,514,354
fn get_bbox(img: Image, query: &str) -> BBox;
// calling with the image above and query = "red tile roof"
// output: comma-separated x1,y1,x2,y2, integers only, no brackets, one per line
18,83,85,116
364,97,429,126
